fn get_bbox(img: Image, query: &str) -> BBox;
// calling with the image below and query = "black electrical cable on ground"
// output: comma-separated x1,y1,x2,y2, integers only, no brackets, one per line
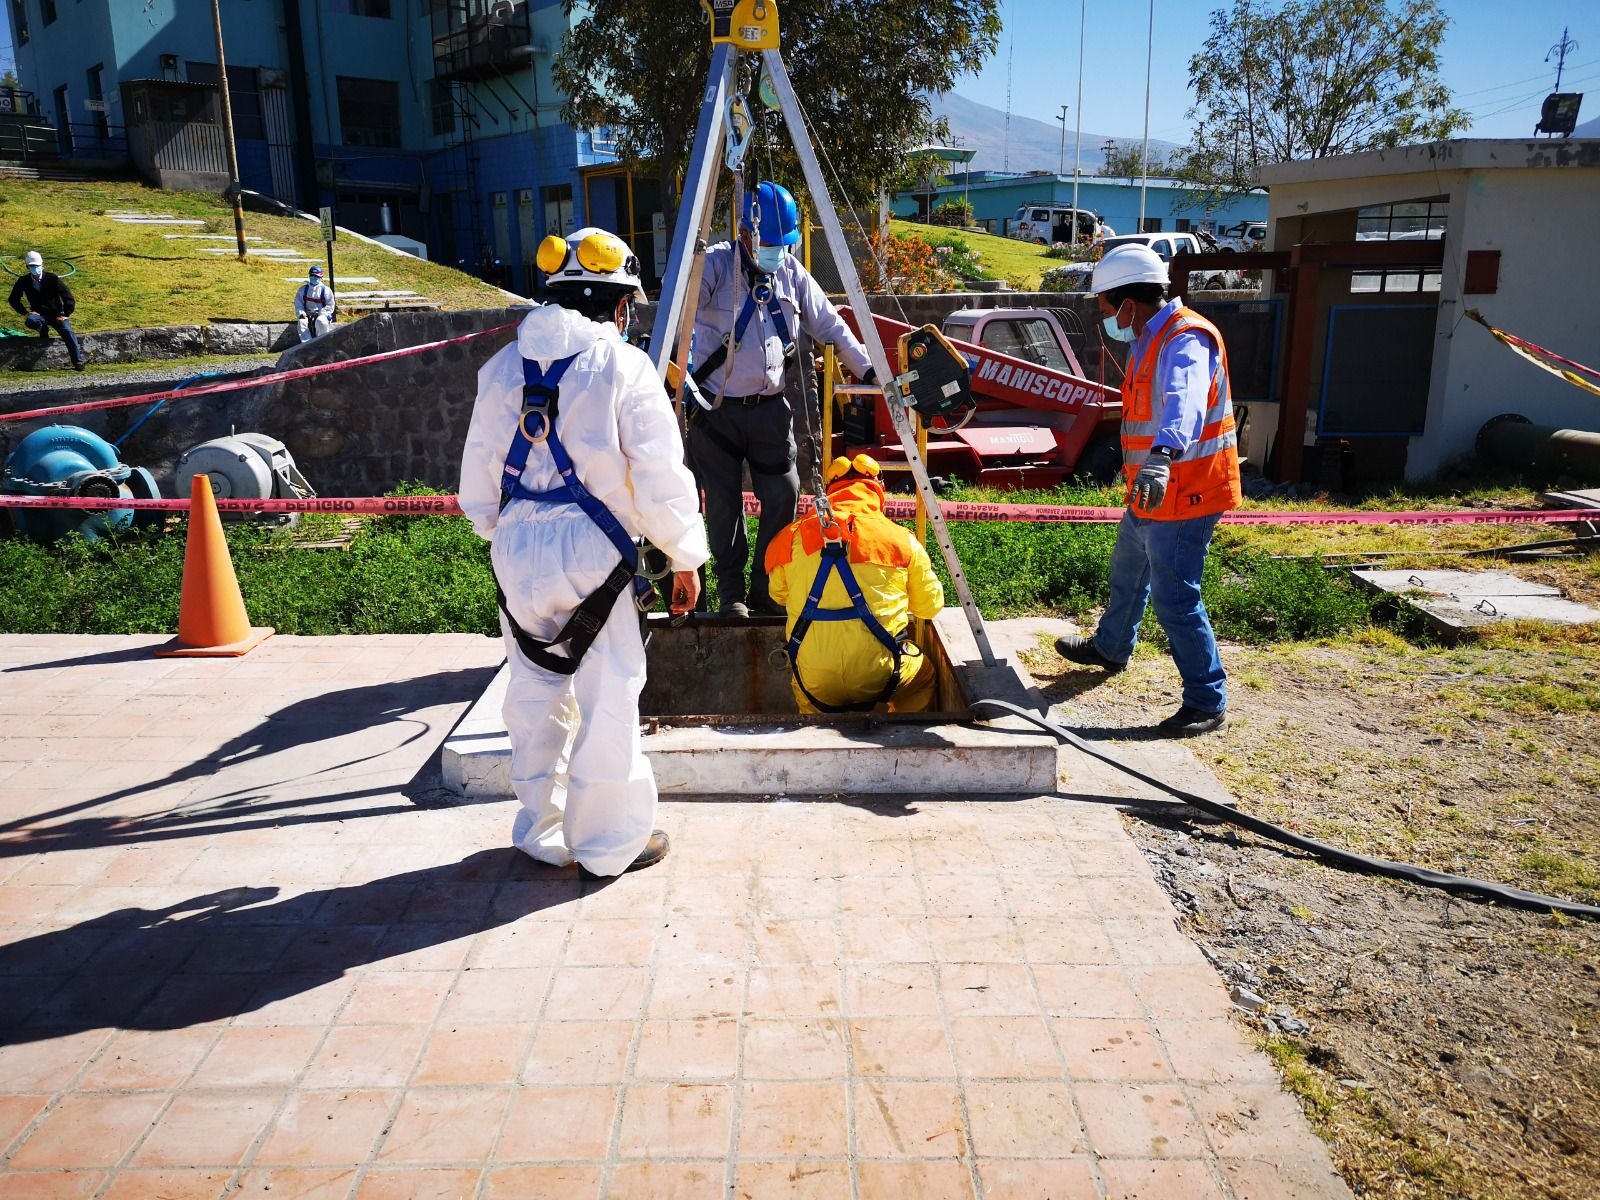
973,698,1600,920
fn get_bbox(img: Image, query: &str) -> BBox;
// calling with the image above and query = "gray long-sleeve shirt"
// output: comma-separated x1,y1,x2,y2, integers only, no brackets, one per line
690,242,872,399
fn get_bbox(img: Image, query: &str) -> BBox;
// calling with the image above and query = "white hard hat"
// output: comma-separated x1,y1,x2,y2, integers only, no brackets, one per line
535,226,645,300
1091,244,1168,293
23,250,43,267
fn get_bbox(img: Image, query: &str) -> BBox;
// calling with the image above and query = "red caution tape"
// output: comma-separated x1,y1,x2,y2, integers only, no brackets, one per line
0,321,520,426
742,493,1594,526
0,491,1592,527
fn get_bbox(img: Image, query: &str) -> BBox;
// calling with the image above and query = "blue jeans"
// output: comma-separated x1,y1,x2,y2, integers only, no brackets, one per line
1093,508,1227,713
27,312,83,366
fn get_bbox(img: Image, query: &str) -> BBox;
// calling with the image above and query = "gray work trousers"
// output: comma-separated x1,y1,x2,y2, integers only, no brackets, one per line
687,395,799,607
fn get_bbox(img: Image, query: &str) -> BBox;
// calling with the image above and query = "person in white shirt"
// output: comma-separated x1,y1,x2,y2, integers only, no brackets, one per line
293,265,335,342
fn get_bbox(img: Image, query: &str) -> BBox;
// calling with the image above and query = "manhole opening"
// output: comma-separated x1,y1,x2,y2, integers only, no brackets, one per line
639,614,971,727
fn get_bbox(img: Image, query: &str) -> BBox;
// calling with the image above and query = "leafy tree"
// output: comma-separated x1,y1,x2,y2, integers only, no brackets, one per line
1099,140,1167,182
554,1,1002,231
1181,0,1467,197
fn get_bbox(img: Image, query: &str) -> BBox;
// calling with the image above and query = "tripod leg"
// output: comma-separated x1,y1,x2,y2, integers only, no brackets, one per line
759,49,999,667
649,41,737,386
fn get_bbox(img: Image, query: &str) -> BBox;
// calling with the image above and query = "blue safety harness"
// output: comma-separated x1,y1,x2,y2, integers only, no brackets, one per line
785,520,907,714
494,352,655,676
688,247,795,393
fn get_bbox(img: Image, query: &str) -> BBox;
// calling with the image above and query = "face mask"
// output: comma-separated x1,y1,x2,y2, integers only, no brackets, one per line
1102,306,1135,343
754,243,786,273
28,264,42,278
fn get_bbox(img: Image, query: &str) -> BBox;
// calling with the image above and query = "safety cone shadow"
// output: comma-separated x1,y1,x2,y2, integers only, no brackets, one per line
156,473,274,657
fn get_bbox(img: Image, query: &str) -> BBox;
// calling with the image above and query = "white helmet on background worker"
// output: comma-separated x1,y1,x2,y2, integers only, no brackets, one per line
1090,243,1168,294
535,226,646,301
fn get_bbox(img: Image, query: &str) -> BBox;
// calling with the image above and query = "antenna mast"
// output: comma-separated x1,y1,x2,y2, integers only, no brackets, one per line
1547,26,1578,90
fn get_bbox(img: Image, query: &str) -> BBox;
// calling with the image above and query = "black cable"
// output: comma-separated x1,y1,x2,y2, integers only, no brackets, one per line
972,698,1600,920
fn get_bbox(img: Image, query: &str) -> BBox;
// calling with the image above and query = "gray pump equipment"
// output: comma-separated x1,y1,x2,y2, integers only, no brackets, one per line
175,432,315,527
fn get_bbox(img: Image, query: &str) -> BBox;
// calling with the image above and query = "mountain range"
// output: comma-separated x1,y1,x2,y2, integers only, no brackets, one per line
928,92,1186,175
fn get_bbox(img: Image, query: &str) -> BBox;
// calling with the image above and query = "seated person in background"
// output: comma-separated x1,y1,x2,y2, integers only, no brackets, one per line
765,454,945,715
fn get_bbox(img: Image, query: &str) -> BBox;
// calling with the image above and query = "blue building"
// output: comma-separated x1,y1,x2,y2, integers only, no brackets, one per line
2,0,657,294
892,170,1269,240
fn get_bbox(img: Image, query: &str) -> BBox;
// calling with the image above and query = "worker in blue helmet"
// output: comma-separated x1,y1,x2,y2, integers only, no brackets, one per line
684,180,875,617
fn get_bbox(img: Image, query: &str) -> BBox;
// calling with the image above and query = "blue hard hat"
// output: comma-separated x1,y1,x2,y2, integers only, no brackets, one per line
309,265,324,276
741,181,801,246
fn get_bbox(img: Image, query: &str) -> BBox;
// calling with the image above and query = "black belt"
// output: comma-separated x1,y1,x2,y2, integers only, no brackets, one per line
712,392,783,407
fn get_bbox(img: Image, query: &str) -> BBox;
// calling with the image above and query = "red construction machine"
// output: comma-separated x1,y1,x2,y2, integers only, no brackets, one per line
833,307,1124,488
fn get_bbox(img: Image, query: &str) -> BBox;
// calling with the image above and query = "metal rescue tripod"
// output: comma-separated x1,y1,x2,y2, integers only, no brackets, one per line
647,0,1000,666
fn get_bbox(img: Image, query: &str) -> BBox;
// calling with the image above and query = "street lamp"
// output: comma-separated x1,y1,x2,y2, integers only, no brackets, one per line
1056,104,1069,178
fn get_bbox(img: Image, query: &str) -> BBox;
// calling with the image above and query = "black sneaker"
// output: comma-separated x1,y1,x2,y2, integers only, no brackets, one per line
1054,634,1126,673
747,597,785,617
718,601,750,619
73,361,86,372
1157,705,1227,736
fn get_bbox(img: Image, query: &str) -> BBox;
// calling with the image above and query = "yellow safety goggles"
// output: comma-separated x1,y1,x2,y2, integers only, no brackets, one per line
536,230,631,277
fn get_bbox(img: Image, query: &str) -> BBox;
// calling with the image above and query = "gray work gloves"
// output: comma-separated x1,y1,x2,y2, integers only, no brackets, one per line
1130,453,1171,512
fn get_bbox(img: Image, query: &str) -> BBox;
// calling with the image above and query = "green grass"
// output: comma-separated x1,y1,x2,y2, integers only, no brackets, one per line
889,218,1055,290
0,180,512,334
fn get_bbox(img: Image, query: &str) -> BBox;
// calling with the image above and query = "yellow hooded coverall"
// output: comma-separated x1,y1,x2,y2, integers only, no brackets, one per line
764,476,945,714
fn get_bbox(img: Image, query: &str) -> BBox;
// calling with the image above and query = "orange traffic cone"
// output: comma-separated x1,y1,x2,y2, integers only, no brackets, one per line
156,473,274,657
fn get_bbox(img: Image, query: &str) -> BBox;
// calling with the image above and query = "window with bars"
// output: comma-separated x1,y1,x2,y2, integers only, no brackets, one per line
337,76,400,148
41,0,56,27
1351,198,1446,294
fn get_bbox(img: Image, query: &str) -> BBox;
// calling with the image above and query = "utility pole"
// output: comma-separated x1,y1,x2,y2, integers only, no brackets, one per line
210,0,248,260
1057,104,1069,177
1139,0,1154,230
1072,0,1084,237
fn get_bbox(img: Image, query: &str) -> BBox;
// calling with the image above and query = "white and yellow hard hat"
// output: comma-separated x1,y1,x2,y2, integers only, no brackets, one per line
535,226,645,299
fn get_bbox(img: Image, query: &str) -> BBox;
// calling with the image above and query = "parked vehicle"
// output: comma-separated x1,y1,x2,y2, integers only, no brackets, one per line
1217,221,1266,252
1043,232,1247,291
1008,203,1102,245
836,307,1126,485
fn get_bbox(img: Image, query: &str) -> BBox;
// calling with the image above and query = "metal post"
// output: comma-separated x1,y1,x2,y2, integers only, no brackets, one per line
1056,104,1068,178
1139,0,1154,230
1072,0,1084,236
647,41,735,381
210,0,248,260
761,49,998,665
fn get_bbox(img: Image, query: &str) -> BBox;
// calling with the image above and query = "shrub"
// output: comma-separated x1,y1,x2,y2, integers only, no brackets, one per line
915,229,990,282
1041,264,1092,293
927,199,974,228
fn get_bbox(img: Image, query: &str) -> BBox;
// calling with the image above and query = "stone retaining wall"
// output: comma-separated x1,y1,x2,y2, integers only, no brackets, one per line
7,288,1260,498
0,321,299,371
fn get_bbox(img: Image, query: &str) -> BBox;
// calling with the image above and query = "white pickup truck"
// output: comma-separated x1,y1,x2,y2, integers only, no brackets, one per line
1044,231,1246,291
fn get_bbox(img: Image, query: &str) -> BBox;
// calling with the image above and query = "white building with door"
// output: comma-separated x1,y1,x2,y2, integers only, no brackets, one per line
1259,139,1600,481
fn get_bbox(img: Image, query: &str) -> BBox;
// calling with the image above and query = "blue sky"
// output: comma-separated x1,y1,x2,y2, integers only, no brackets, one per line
957,0,1598,144
2,1,1594,143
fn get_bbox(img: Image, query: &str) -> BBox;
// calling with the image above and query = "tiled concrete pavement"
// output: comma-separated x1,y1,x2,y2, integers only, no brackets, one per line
0,635,1350,1199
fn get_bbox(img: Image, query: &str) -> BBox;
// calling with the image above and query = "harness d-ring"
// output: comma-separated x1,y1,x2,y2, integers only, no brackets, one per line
519,407,551,444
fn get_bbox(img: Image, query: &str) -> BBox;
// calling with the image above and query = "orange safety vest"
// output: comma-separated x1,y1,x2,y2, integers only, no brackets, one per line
1120,305,1241,521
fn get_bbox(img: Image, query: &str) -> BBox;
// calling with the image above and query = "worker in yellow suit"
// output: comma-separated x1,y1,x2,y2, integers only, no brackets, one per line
765,454,945,714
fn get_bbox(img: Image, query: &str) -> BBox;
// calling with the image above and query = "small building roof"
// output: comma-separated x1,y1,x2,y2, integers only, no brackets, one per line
1257,137,1600,186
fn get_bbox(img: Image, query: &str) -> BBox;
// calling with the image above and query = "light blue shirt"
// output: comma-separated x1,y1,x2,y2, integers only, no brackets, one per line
691,242,872,398
1128,297,1219,456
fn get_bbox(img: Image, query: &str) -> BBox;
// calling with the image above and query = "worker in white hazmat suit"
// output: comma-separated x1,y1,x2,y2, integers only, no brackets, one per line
459,227,707,876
